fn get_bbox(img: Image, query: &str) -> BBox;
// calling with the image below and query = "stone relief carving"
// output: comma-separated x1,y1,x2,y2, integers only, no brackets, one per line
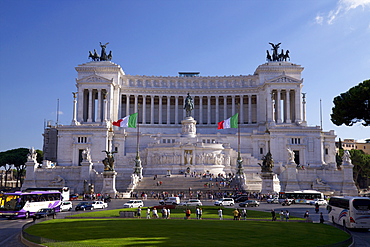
82,147,91,162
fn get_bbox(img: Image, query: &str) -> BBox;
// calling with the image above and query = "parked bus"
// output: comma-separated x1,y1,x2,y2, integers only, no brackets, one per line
0,191,62,219
278,190,324,204
327,196,370,230
24,187,70,201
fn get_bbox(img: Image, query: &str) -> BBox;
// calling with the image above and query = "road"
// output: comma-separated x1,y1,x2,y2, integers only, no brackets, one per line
1,199,369,246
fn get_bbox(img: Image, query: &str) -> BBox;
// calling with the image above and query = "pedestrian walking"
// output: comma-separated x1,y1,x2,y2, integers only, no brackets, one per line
137,206,142,219
146,208,151,219
241,208,247,220
279,210,284,221
304,210,309,222
162,207,167,219
233,209,239,220
285,210,290,222
320,212,325,223
315,203,320,213
271,209,276,221
152,207,158,218
184,208,191,219
218,208,223,220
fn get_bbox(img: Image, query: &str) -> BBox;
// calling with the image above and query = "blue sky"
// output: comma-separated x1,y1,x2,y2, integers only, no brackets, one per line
0,0,369,152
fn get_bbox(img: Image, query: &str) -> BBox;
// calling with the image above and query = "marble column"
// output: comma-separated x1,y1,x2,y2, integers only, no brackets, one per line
240,95,244,124
126,95,130,116
167,96,170,125
276,89,282,123
215,96,219,124
134,95,138,114
232,95,235,116
207,96,211,124
223,96,227,121
150,95,154,124
159,96,163,124
72,92,80,125
295,89,302,123
142,95,146,124
199,96,203,124
302,93,307,124
286,90,291,123
87,89,93,122
97,90,102,122
248,95,252,124
175,96,179,124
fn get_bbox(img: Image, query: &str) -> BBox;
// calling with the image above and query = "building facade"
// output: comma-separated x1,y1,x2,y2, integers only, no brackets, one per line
336,139,370,155
22,46,358,196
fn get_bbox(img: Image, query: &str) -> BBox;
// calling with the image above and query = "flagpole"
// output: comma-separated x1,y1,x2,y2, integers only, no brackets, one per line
136,104,140,158
238,104,240,154
134,103,143,179
237,103,243,176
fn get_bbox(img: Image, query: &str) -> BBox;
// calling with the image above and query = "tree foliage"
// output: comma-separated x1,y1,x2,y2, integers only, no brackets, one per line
0,148,43,188
331,79,370,126
349,149,370,189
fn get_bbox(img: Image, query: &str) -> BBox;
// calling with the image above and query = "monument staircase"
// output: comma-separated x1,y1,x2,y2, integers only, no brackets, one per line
132,174,241,197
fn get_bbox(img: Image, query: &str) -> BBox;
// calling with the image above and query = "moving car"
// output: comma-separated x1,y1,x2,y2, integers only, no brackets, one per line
181,199,202,206
60,201,73,211
281,199,292,206
309,199,327,206
266,197,279,204
91,201,108,209
235,196,250,203
239,200,260,207
159,197,181,205
123,200,144,208
75,201,94,211
33,208,56,219
214,198,234,206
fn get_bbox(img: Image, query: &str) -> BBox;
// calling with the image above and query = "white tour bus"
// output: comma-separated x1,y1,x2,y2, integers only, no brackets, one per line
278,190,324,204
327,196,370,230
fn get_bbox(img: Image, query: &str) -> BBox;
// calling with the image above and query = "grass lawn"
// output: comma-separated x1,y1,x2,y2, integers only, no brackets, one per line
25,207,350,247
25,218,349,247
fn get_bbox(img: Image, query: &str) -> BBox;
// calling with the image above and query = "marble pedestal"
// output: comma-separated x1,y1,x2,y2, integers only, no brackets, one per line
181,117,197,137
260,172,280,194
101,171,118,197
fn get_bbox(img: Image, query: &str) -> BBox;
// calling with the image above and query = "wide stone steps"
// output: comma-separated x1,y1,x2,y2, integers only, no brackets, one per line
133,175,238,192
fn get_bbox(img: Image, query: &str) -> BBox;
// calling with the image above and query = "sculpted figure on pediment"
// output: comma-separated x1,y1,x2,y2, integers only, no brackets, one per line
27,147,37,161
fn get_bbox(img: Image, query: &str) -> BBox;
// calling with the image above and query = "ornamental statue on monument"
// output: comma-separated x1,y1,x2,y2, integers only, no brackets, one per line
89,42,113,61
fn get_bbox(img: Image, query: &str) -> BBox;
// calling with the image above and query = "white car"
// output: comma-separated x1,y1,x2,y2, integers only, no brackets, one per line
181,199,203,206
266,197,279,204
60,201,73,211
309,199,327,206
91,201,108,209
214,198,235,206
159,197,181,205
123,200,144,208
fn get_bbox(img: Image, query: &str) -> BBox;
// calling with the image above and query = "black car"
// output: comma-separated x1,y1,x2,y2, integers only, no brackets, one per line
239,200,260,207
33,208,56,219
75,201,94,211
235,196,250,203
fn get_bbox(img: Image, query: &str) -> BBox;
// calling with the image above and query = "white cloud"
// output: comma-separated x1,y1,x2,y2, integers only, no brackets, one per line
315,14,324,25
315,0,370,25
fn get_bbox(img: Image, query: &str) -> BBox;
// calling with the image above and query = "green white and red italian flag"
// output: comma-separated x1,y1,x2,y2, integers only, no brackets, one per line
218,113,238,129
113,113,138,128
